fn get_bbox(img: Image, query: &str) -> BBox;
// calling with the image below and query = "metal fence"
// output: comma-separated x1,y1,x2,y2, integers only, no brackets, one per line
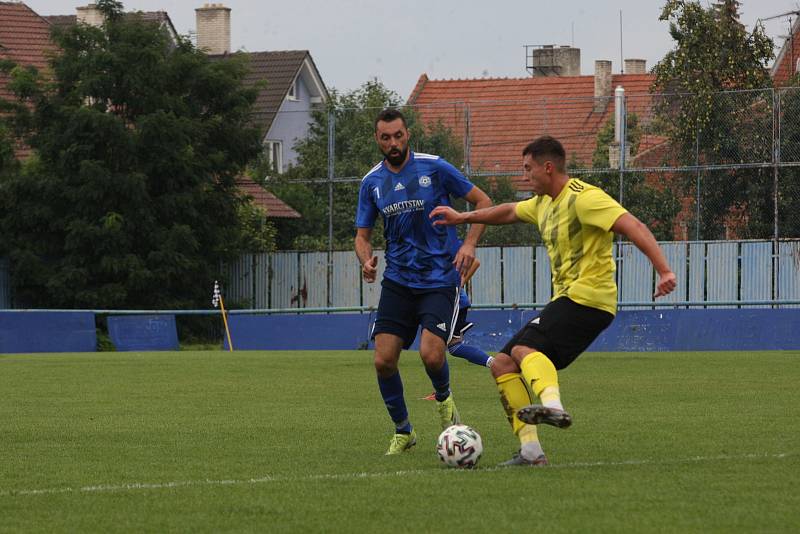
224,240,800,310
267,86,800,251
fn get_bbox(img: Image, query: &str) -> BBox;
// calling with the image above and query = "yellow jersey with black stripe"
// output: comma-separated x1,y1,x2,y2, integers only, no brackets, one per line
515,178,627,315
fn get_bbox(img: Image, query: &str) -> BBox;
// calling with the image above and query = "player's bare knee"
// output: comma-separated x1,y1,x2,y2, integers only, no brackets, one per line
510,344,537,364
491,353,518,378
373,352,398,376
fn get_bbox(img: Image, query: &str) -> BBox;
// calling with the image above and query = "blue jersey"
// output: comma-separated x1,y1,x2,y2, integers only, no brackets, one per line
356,152,474,288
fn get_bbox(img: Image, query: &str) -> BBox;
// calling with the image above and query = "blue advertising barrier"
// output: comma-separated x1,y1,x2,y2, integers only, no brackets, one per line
2,308,799,353
588,309,800,352
463,308,800,352
221,309,800,352
0,311,96,353
107,314,179,351
225,313,375,350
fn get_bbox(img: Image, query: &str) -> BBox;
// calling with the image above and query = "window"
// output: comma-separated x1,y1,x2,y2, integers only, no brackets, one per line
286,78,298,101
264,141,282,175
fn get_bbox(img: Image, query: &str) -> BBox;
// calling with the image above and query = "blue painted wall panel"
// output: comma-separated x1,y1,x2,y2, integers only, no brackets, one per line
225,313,372,350
502,247,533,305
253,253,269,308
331,251,360,307
271,252,298,308
618,243,653,308
471,248,501,304
217,309,800,351
589,309,800,351
107,315,179,351
777,242,800,308
535,247,552,303
659,242,688,305
706,242,738,306
740,242,771,306
299,252,328,308
0,312,96,353
688,243,705,307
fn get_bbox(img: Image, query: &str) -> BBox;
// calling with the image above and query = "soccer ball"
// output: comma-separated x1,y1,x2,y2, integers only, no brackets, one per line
436,424,483,468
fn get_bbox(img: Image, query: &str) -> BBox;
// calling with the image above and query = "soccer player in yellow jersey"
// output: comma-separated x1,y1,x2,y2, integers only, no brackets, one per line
429,136,677,466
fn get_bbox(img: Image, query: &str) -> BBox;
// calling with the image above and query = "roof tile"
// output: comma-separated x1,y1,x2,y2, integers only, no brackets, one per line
408,73,657,189
235,176,300,218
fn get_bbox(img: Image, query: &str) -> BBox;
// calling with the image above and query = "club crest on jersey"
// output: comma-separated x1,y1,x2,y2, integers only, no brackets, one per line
419,175,432,188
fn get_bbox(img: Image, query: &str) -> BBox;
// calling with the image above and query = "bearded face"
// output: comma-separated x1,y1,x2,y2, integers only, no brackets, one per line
375,118,410,169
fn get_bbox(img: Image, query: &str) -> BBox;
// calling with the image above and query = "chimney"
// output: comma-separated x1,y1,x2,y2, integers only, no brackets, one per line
76,4,104,27
624,59,647,74
195,3,231,55
527,45,580,77
594,60,612,112
608,86,630,169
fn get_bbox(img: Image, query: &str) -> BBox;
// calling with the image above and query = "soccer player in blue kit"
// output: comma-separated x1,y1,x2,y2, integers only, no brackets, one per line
355,108,492,455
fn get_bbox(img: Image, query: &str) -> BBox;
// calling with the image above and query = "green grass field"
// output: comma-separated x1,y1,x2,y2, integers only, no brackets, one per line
1,350,798,533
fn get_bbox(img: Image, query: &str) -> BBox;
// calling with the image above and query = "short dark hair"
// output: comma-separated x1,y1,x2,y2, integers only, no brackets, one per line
522,136,566,172
374,108,408,131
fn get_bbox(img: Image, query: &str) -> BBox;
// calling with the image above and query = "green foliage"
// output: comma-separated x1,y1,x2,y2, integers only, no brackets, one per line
236,203,277,253
0,4,262,308
466,175,539,245
652,0,776,239
260,79,464,251
587,116,680,240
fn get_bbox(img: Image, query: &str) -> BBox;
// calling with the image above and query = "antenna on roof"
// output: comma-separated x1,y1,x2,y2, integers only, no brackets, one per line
619,10,624,74
760,9,800,79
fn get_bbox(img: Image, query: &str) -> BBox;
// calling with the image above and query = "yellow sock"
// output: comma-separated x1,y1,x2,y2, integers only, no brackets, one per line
520,352,563,409
495,373,533,435
519,424,539,444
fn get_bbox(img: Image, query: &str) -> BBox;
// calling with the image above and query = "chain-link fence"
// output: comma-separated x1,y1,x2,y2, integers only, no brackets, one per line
263,87,800,249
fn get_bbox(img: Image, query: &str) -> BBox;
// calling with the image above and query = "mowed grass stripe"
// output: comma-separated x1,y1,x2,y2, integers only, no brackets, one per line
1,350,798,533
2,451,795,498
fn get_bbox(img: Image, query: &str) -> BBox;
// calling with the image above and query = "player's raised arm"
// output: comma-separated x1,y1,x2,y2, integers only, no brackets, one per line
452,186,492,274
610,213,677,298
430,202,521,226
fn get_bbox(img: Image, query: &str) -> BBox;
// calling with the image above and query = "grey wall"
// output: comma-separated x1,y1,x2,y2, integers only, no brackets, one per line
265,75,317,169
226,240,800,310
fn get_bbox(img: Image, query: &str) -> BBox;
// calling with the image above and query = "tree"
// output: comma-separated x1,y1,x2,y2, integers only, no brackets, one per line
466,175,539,246
0,0,262,308
259,79,465,250
652,0,775,239
588,115,680,240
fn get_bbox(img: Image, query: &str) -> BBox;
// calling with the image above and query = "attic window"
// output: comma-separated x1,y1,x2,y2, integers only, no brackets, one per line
286,78,298,101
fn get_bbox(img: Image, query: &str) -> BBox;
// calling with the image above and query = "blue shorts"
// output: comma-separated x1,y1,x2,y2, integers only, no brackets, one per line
372,278,460,349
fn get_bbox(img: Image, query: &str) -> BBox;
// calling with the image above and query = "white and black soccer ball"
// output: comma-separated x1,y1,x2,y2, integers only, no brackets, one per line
436,424,483,468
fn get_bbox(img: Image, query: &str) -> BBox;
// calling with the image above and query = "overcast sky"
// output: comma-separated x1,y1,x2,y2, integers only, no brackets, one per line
24,0,800,97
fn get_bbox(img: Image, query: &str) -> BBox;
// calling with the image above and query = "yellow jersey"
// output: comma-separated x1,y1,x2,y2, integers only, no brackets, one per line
515,178,627,315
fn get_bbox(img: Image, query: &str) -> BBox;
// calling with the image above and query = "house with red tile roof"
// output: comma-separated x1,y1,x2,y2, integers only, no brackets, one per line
0,2,302,219
0,1,56,159
235,177,300,219
407,58,659,192
771,14,800,87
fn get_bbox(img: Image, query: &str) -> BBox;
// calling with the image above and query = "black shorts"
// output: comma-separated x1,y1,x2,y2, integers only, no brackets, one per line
372,278,460,349
499,297,614,370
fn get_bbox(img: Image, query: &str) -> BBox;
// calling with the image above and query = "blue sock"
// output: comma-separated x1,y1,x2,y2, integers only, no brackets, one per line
377,372,412,433
449,341,492,367
425,358,451,402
